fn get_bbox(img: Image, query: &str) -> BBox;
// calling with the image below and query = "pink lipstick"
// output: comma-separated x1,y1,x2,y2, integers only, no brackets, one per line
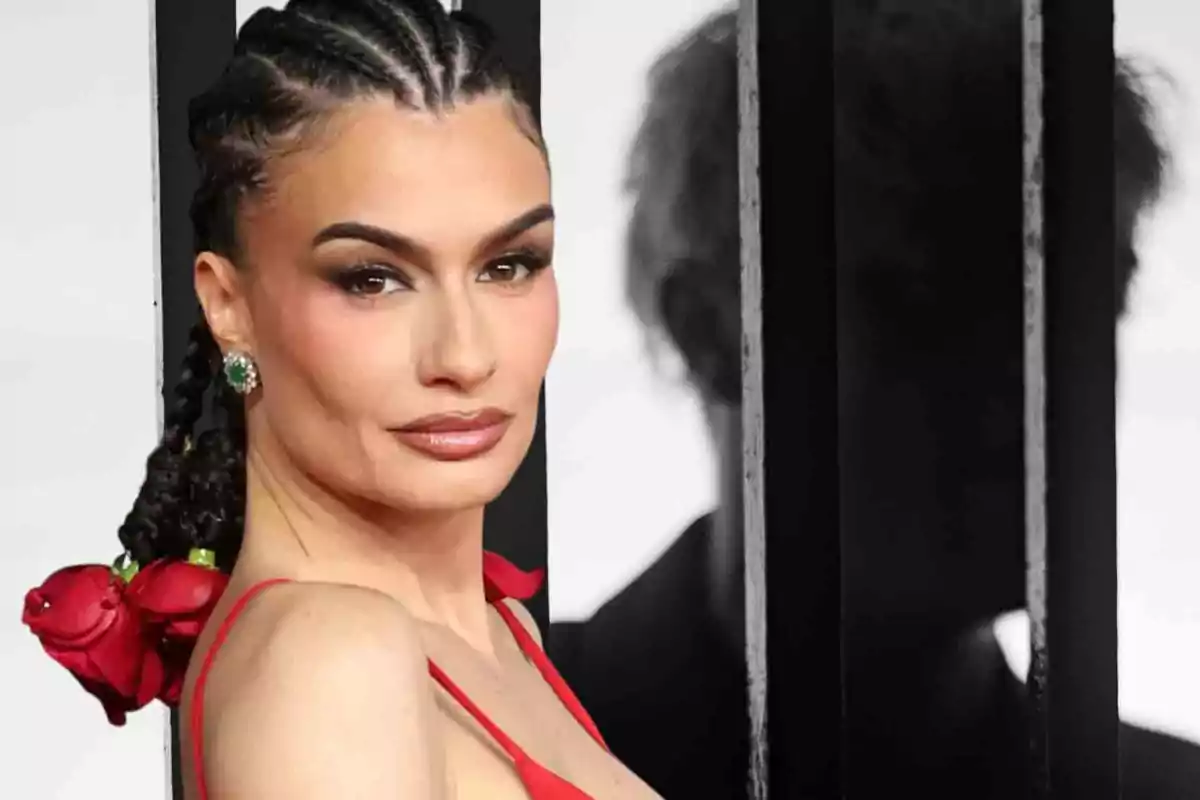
391,408,513,461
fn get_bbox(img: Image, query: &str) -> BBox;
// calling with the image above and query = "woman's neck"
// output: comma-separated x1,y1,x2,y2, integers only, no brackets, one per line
236,440,495,652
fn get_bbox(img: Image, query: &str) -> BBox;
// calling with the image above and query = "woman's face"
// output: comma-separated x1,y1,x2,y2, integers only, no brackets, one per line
202,94,557,516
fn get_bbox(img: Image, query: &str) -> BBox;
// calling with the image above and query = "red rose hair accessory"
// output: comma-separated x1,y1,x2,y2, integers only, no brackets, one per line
22,548,229,725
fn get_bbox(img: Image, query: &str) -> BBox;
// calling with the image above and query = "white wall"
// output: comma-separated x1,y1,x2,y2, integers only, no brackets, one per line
0,2,167,799
238,0,284,24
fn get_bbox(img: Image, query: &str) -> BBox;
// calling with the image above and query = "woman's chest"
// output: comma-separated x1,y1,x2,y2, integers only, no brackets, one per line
427,648,659,799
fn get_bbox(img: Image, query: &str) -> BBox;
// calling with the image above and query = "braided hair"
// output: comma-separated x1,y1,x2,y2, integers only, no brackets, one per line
117,0,535,572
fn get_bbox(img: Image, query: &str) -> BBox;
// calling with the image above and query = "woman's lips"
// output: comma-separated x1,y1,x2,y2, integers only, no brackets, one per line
391,409,513,461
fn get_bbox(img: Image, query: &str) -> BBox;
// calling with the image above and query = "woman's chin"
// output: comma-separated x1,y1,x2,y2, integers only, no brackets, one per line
372,458,522,515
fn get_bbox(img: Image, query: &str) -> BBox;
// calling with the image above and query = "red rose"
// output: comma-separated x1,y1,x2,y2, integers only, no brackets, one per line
29,551,530,725
126,559,228,704
128,559,228,639
22,565,165,726
23,555,230,723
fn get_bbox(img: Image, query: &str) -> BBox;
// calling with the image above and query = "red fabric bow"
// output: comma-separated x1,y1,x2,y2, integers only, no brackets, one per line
22,560,228,725
482,550,545,603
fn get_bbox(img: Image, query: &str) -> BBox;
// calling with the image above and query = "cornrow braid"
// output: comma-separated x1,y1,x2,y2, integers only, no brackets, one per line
121,0,535,572
239,10,411,95
451,11,509,94
296,0,445,101
386,0,461,97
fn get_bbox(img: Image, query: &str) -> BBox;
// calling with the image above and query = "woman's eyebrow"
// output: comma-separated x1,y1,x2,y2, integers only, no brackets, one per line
310,204,555,264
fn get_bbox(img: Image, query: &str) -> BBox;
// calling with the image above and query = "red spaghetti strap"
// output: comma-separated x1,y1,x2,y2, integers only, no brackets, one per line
191,578,291,800
492,601,609,751
429,659,596,799
191,557,598,800
427,659,528,760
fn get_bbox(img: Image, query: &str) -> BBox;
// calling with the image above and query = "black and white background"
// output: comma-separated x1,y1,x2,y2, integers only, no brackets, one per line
0,0,1196,797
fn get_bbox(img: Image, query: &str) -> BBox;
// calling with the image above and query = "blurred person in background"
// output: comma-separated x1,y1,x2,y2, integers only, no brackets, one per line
550,2,1199,797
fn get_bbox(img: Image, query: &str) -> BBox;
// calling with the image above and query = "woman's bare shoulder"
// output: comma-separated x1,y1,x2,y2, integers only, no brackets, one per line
254,580,424,650
199,581,444,798
205,580,427,682
497,597,544,646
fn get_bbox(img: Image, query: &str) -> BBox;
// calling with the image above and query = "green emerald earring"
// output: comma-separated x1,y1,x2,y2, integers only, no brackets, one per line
222,350,259,395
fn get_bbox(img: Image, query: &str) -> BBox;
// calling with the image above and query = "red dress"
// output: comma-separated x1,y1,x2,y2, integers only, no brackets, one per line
190,552,606,799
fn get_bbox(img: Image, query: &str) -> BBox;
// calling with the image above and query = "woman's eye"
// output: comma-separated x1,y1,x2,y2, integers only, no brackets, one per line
335,266,408,296
479,262,528,283
478,254,547,284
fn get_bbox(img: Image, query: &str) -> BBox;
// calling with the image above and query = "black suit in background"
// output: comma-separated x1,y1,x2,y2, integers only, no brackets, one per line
549,516,1200,799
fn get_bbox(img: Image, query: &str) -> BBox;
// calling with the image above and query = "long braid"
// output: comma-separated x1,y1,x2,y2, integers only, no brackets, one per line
118,0,536,573
116,321,218,565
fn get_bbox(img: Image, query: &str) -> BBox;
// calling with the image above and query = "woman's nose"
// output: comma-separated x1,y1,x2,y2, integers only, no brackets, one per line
416,292,498,392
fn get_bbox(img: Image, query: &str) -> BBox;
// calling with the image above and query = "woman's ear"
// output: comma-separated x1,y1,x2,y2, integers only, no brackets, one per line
194,251,253,354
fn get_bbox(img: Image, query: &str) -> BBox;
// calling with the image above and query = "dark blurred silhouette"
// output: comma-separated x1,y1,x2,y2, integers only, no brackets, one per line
549,2,1200,797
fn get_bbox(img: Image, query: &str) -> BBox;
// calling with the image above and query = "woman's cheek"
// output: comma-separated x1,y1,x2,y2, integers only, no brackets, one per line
290,299,410,411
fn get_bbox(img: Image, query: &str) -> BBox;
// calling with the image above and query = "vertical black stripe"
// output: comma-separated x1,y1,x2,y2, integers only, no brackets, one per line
155,0,236,416
459,0,549,635
155,2,236,797
741,0,843,796
1037,1,1120,797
